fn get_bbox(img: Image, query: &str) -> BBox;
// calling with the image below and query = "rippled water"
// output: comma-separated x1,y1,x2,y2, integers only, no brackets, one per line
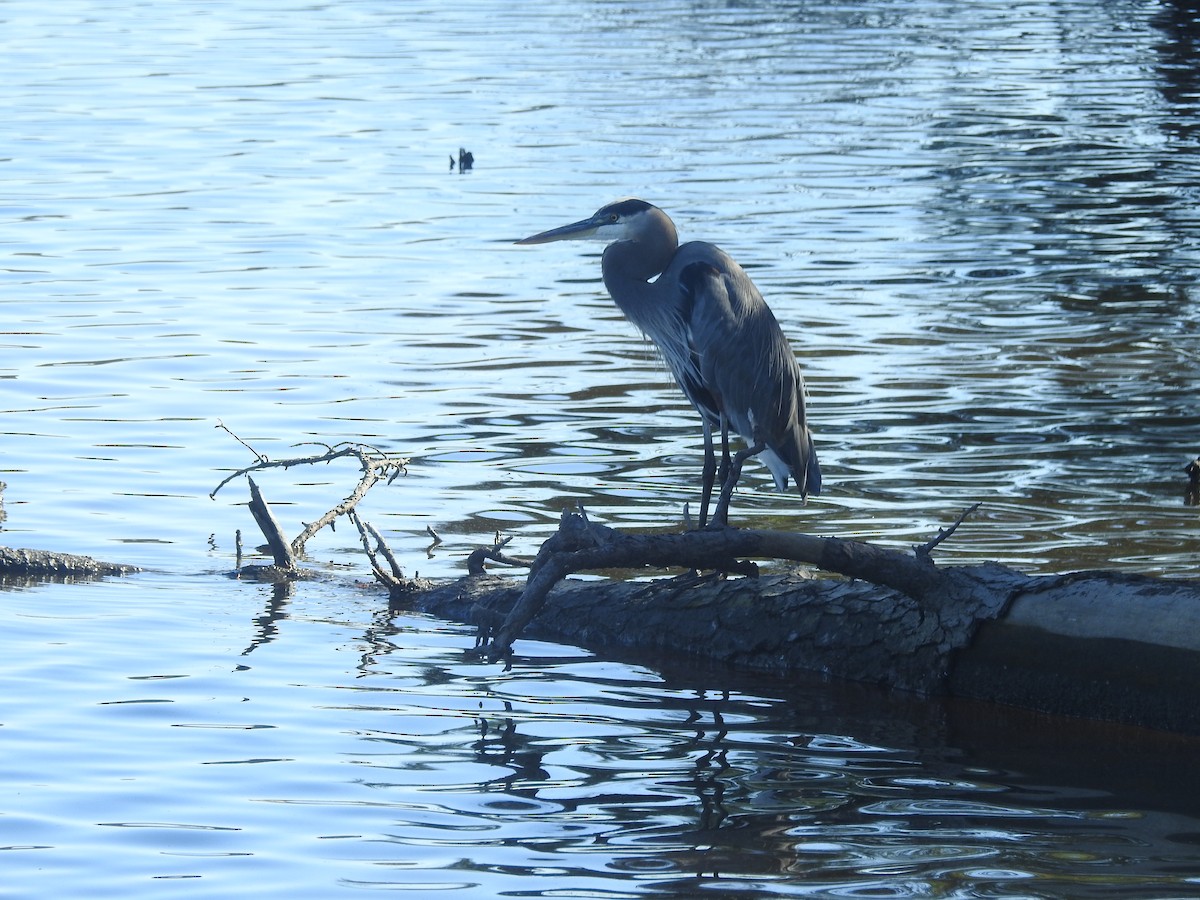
3,0,1200,896
9,580,1200,898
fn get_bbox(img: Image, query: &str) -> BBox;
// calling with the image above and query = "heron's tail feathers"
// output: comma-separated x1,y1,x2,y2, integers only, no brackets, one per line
748,408,821,499
803,435,822,497
760,432,820,499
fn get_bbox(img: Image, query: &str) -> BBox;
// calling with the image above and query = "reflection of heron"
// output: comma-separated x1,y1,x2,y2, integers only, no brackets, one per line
517,198,820,526
1186,456,1200,506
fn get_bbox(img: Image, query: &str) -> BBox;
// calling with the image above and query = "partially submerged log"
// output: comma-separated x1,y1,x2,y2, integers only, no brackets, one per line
0,545,139,579
949,571,1200,734
398,569,1004,693
390,510,1200,735
448,507,1021,666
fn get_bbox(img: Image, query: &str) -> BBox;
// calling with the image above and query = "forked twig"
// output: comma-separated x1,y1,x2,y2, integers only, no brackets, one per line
349,509,407,589
915,502,982,558
213,425,410,579
466,534,532,575
210,428,407,500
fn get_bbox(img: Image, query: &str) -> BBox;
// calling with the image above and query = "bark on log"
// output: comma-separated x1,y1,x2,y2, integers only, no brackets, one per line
461,510,1024,666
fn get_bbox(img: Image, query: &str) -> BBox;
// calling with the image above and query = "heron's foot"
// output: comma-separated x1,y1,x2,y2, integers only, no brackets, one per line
706,440,765,528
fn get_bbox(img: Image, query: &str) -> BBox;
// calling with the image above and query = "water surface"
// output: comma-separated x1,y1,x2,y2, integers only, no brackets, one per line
3,0,1200,896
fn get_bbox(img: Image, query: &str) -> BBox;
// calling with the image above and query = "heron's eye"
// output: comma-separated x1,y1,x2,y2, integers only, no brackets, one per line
608,214,619,223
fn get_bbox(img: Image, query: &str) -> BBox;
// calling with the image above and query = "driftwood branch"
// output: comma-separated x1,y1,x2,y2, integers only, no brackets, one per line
288,446,407,556
210,432,408,504
475,507,983,661
214,430,409,580
349,509,410,589
246,476,296,570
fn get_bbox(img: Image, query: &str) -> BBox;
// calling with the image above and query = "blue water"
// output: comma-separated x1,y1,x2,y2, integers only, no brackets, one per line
3,0,1200,896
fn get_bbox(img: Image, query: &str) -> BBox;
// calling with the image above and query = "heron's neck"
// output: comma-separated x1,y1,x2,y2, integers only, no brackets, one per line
605,227,674,284
601,239,678,336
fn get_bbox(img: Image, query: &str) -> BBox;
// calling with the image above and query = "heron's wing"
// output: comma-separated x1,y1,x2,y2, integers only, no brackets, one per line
679,257,821,496
676,360,721,424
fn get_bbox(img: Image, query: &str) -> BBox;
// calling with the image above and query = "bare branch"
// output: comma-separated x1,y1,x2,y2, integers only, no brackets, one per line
480,511,950,661
210,440,407,500
349,509,393,587
215,421,268,463
915,503,982,559
365,518,405,582
290,452,401,556
466,535,532,575
215,433,409,582
246,477,296,572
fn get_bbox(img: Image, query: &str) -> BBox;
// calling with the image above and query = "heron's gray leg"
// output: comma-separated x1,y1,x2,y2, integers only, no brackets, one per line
717,416,732,493
699,419,717,528
709,440,765,528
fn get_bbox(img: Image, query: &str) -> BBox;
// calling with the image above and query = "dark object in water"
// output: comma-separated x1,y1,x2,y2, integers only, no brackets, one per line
1186,456,1200,506
458,147,474,172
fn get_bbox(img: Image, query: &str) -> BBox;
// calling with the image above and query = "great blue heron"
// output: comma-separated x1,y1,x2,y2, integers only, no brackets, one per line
516,198,820,526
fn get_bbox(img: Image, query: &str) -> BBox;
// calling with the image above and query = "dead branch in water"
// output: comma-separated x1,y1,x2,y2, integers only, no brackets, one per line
349,509,408,587
916,501,981,558
246,476,296,570
213,427,409,580
466,534,533,575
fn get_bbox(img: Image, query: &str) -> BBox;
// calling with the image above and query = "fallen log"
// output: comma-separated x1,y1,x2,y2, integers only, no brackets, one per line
0,545,139,579
389,511,1200,735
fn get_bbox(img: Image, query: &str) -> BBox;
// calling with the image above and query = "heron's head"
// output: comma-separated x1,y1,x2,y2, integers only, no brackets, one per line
515,198,666,245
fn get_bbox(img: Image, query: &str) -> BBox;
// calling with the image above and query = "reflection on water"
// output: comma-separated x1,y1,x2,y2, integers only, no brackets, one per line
3,0,1200,897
